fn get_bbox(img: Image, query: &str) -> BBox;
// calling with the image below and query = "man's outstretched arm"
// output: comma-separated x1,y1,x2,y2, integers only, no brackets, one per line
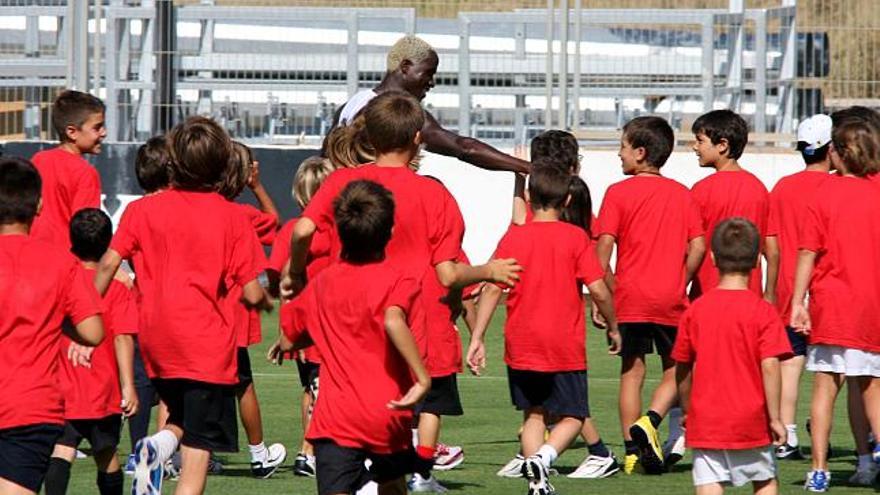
421,112,530,174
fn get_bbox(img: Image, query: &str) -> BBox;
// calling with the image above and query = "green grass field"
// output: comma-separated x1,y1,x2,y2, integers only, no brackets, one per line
66,309,870,494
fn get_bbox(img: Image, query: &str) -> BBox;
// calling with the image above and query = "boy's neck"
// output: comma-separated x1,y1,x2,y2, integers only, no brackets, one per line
713,158,741,172
375,150,416,168
717,272,750,290
633,164,662,176
0,223,30,235
805,161,831,173
57,142,83,156
80,260,99,270
531,208,562,222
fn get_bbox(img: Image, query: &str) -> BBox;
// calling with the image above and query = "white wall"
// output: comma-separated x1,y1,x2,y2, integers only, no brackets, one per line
419,148,805,263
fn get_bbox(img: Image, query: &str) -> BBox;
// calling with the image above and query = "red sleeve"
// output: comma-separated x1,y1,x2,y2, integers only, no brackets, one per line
228,212,265,287
71,166,101,212
110,203,140,259
280,297,308,344
241,204,278,246
105,281,139,336
64,261,103,325
386,275,420,317
798,197,824,253
268,220,295,273
671,309,695,363
687,195,704,240
576,232,605,285
301,169,347,233
429,187,465,266
759,304,793,360
596,187,622,238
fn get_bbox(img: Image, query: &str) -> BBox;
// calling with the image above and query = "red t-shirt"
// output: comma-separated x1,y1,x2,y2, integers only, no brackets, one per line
111,190,264,384
421,250,472,377
766,170,831,324
0,235,102,429
673,288,790,449
596,175,703,326
58,269,138,419
30,147,102,249
524,206,597,239
799,175,880,352
302,165,465,357
234,202,278,246
691,170,771,297
493,221,604,372
281,261,419,454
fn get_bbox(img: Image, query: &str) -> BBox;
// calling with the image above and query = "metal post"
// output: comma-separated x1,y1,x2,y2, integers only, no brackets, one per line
779,2,797,132
93,0,102,93
558,0,569,129
515,22,526,144
196,0,215,116
572,0,581,131
458,16,471,137
726,3,744,111
24,14,40,139
754,10,768,133
347,12,359,97
68,0,89,90
545,0,554,129
701,15,714,113
136,1,157,139
154,0,176,134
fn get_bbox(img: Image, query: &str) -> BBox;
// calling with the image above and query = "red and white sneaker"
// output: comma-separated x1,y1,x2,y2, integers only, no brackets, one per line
433,444,464,471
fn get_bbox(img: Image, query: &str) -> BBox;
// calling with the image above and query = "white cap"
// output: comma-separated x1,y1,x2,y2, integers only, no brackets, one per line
797,114,832,155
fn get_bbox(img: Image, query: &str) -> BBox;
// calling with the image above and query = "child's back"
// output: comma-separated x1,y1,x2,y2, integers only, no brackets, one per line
30,148,101,248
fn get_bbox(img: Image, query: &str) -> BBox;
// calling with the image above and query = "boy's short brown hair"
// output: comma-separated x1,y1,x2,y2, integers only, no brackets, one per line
530,130,579,173
831,118,880,177
325,116,375,168
692,109,749,160
51,90,105,142
167,116,232,191
135,136,170,193
363,91,425,154
711,217,760,275
334,180,395,263
0,157,41,225
218,141,254,200
623,116,674,167
528,164,572,211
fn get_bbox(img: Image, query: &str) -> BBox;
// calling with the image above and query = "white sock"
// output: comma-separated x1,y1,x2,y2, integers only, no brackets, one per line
667,408,683,441
249,442,268,463
152,430,179,463
412,428,419,447
785,424,798,447
535,444,558,469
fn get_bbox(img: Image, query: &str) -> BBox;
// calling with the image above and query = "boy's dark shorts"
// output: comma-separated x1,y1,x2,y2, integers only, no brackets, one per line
313,440,417,495
237,347,253,389
507,367,589,419
0,423,63,493
296,359,320,391
153,378,238,452
415,374,463,417
785,326,808,357
619,322,678,357
56,415,122,453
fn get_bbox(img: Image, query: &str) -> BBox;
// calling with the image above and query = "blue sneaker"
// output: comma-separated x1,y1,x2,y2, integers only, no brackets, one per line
132,438,163,495
805,470,830,492
872,443,880,464
124,454,136,475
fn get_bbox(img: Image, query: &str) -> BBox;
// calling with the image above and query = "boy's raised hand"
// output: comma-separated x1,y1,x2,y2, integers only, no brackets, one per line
790,303,811,335
246,161,261,189
487,258,522,286
387,380,430,410
466,339,486,376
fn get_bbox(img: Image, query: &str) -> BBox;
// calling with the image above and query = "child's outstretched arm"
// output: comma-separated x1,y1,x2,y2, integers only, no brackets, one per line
384,306,431,409
684,235,707,286
114,334,139,418
282,218,317,298
790,249,817,333
763,236,780,304
465,283,503,376
586,279,620,355
434,259,522,290
761,356,786,446
94,249,123,296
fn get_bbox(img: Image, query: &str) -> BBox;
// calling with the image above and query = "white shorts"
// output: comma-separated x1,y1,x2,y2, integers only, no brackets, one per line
806,345,880,377
692,448,776,487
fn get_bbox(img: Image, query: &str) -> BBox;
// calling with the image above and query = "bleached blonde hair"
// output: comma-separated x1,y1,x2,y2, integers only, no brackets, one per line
386,35,435,72
293,156,335,209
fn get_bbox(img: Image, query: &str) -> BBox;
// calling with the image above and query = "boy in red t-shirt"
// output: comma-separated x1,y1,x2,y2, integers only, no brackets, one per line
44,209,138,495
94,117,268,495
791,115,880,492
268,155,335,478
30,90,106,249
595,116,706,475
765,114,833,462
689,109,778,301
466,166,620,495
272,179,431,495
673,218,790,494
0,157,104,495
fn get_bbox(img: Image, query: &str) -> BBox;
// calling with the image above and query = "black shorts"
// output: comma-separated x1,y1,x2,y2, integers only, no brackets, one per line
296,359,320,391
153,378,238,452
619,322,678,357
56,415,122,454
507,368,589,419
416,374,463,417
786,326,808,357
237,347,253,389
0,423,63,492
314,440,416,495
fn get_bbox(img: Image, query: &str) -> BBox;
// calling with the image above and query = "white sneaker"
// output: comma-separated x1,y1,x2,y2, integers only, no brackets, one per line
75,449,88,459
251,443,287,479
496,454,525,478
407,473,448,493
849,464,879,486
663,433,686,468
567,454,620,479
434,444,464,471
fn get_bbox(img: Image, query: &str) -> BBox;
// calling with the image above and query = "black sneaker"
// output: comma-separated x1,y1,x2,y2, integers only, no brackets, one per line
775,443,804,460
522,455,556,495
292,452,316,477
251,443,287,479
